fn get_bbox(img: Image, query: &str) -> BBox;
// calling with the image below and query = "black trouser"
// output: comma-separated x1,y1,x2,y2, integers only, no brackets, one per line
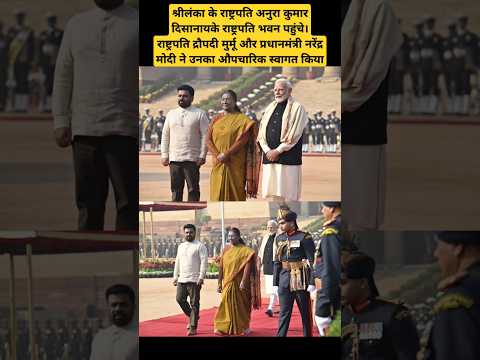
42,64,55,95
169,161,200,202
277,288,312,337
14,61,30,94
72,135,138,231
421,67,440,95
388,70,404,95
176,282,201,329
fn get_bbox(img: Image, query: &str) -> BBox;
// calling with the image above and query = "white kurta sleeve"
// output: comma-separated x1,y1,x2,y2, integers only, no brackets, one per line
52,21,73,130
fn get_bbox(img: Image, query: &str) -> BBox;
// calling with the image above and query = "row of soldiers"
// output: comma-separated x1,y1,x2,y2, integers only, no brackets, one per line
303,110,341,153
389,15,480,115
0,9,63,112
0,318,104,360
139,106,340,154
141,232,267,259
139,108,166,152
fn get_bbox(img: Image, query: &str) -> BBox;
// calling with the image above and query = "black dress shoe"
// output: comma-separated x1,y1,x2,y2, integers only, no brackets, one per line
265,309,273,317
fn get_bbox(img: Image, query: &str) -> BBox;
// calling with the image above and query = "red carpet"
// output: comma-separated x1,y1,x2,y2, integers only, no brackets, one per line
140,299,319,337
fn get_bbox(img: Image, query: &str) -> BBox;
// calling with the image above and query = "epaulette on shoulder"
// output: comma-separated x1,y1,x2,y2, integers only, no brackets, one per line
376,298,411,320
302,231,313,239
433,293,474,315
375,297,403,306
321,227,339,237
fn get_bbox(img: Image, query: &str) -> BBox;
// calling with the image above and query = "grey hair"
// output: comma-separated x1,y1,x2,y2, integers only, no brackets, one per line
274,78,293,90
267,220,278,227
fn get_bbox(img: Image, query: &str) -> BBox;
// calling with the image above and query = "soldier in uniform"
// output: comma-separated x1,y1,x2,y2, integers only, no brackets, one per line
341,252,420,359
37,12,63,112
420,16,443,115
326,112,337,153
417,231,480,360
305,113,315,152
80,319,93,360
314,201,342,336
0,21,8,111
43,320,57,360
408,19,425,114
303,113,312,152
154,109,166,148
56,319,69,359
6,9,35,112
388,19,410,114
317,111,327,153
69,319,82,360
273,207,316,336
454,15,478,115
17,320,29,360
330,110,340,153
142,108,153,151
442,18,460,114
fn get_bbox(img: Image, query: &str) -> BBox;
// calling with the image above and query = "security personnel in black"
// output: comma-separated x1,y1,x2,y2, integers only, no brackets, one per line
389,19,410,114
341,252,420,360
6,9,35,112
69,319,82,360
303,114,313,152
314,201,342,336
420,16,443,115
326,113,337,152
38,12,63,112
454,15,477,115
315,111,325,152
417,231,480,360
409,19,425,113
442,19,460,114
81,319,93,360
330,110,340,152
17,320,29,360
273,208,316,337
43,320,57,360
0,21,8,111
310,114,318,152
56,319,68,359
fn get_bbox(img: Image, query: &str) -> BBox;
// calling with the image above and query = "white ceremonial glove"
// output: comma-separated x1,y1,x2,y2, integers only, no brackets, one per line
315,316,332,336
272,286,279,296
307,285,316,293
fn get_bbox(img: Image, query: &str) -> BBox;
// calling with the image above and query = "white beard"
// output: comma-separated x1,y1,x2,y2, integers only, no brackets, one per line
275,95,289,103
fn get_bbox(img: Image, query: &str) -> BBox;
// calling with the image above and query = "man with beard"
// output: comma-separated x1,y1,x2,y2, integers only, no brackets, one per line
53,0,138,231
161,85,209,202
417,232,480,360
173,224,208,335
90,284,138,360
341,252,419,359
257,79,308,201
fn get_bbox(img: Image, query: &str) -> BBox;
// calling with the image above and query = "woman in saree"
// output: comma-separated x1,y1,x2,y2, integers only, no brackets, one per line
214,228,261,336
206,90,261,201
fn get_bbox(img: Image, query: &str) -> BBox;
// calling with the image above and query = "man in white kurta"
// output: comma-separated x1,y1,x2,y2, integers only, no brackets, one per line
90,284,138,360
257,219,279,316
257,79,308,201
